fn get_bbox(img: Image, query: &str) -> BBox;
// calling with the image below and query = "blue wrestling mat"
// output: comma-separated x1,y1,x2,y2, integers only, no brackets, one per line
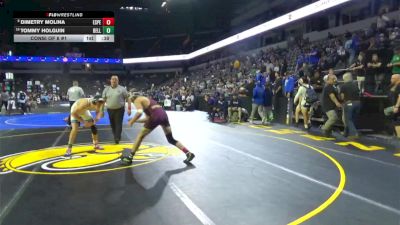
0,111,138,130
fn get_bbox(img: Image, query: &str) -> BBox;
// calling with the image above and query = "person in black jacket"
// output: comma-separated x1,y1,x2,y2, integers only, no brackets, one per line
263,82,274,125
339,72,360,138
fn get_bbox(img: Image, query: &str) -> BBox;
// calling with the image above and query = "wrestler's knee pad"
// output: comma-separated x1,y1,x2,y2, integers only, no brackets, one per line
166,133,177,145
90,125,98,135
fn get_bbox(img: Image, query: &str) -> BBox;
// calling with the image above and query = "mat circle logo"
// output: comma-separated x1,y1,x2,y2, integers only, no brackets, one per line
0,143,174,175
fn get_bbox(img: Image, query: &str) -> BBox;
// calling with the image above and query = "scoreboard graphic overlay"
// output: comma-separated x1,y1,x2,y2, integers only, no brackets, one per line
14,11,115,43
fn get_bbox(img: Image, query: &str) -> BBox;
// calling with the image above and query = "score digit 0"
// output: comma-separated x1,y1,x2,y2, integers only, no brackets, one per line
102,18,114,26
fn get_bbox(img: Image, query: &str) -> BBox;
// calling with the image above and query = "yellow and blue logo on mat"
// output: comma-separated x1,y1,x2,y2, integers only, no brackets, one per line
0,143,177,175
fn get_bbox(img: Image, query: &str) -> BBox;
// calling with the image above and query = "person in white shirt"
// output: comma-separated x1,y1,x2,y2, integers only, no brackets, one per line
67,81,85,107
163,95,172,110
294,77,312,129
8,91,16,112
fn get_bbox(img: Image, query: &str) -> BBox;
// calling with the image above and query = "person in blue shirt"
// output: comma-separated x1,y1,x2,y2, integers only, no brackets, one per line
284,74,296,98
296,54,305,71
255,70,266,87
250,82,266,124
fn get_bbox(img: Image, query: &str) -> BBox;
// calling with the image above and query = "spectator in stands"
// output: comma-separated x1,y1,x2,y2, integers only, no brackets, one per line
273,72,284,122
227,94,242,123
8,91,16,113
377,10,390,33
279,59,288,75
368,37,378,50
265,60,274,74
328,68,335,76
294,77,312,129
345,33,355,65
180,91,188,111
310,70,324,93
102,75,131,144
250,81,266,124
340,72,360,138
367,53,384,94
350,52,366,93
27,94,37,112
204,94,215,121
299,62,311,78
263,82,273,125
185,97,194,111
387,46,400,75
321,74,341,137
378,33,390,49
389,27,400,42
284,72,296,98
0,90,9,113
335,40,348,67
163,95,172,110
308,46,320,66
17,90,27,115
214,95,227,121
255,69,266,86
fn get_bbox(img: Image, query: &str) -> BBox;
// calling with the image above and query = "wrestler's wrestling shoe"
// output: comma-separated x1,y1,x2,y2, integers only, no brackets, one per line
183,152,195,163
120,149,134,165
94,144,104,150
64,148,72,158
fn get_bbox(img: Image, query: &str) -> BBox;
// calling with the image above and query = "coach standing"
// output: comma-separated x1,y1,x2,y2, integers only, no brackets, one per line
102,75,131,144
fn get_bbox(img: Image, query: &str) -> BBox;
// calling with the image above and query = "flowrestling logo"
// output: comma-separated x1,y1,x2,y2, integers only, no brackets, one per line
0,143,176,175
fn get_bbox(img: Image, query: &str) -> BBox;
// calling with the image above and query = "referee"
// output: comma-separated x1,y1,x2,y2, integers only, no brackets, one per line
102,75,131,144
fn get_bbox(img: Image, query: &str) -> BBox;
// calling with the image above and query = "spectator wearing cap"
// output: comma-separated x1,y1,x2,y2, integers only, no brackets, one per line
339,72,360,138
101,75,131,144
321,74,342,137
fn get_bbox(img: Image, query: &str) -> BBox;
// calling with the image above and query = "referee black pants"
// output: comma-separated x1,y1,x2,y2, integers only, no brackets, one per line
107,107,125,143
0,101,8,112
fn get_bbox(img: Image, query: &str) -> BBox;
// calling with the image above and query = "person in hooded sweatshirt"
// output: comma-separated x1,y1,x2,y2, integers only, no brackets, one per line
250,81,266,124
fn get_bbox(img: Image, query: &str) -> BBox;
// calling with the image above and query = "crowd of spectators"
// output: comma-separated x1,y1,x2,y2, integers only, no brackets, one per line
1,9,400,139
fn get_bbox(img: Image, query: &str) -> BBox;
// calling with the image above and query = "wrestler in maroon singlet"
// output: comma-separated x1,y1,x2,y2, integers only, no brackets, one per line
121,94,195,164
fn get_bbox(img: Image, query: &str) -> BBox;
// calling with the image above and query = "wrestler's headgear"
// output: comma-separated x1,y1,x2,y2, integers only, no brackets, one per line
92,95,105,104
